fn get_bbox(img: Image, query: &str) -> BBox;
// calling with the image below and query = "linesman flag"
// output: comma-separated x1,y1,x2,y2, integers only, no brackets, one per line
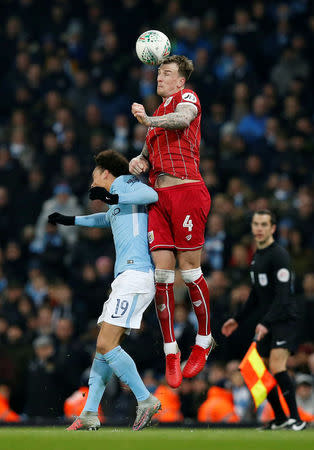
239,341,276,409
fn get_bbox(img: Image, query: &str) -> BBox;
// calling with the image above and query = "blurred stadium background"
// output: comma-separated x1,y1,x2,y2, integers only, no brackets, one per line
0,0,313,426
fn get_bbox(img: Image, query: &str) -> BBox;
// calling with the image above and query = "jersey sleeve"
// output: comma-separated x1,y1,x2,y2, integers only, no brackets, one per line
234,287,258,324
118,176,158,205
75,212,109,228
176,90,201,114
260,248,292,328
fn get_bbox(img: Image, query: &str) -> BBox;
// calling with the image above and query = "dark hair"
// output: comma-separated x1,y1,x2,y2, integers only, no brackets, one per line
253,209,277,225
94,149,129,177
160,55,194,81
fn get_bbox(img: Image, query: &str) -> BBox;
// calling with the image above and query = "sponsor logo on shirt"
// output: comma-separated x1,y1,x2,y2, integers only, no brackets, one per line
182,92,197,103
258,273,268,286
164,96,173,107
148,230,154,243
277,268,290,282
127,176,139,185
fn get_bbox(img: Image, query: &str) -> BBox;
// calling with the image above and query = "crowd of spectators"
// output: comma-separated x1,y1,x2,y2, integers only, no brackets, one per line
0,0,314,423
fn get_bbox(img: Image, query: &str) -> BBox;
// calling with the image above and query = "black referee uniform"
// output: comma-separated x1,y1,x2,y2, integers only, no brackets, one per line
233,241,305,429
234,241,299,356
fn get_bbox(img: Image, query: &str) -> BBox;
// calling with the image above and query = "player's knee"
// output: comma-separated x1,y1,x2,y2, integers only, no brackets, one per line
155,269,175,284
180,267,202,283
96,343,109,355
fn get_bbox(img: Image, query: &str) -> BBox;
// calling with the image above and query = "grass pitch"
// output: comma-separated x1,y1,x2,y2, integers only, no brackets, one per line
0,427,313,450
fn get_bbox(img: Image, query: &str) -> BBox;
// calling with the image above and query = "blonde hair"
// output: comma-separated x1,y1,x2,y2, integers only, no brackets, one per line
160,55,194,81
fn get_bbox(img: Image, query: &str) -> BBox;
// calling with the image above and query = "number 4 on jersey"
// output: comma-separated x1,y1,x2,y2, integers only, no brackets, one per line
183,215,193,232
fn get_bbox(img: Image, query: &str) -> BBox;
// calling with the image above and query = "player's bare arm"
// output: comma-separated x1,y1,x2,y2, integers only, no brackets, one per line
129,142,150,175
131,102,197,129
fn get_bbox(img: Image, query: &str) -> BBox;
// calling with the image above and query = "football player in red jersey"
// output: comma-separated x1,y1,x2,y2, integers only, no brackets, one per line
130,55,215,388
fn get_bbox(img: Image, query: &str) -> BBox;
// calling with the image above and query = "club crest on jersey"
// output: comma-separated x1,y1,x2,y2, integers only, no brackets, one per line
277,268,290,282
193,300,202,307
186,234,192,241
258,273,268,286
157,304,166,312
148,230,154,243
182,92,197,103
164,96,173,107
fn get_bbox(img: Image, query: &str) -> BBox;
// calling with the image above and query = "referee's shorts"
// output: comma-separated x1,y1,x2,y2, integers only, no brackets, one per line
257,319,298,357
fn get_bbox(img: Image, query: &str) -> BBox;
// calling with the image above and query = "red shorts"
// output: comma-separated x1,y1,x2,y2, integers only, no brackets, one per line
148,182,211,251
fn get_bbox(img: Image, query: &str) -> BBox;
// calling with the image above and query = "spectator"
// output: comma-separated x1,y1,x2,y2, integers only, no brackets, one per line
237,95,268,144
271,47,310,96
35,183,82,248
295,374,314,416
24,336,63,418
204,213,231,271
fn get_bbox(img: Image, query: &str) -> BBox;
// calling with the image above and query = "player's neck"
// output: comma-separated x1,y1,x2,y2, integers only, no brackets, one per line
256,236,274,250
162,86,185,101
104,174,117,191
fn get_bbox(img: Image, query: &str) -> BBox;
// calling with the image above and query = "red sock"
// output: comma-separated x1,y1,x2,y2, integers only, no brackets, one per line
185,275,211,335
155,282,175,343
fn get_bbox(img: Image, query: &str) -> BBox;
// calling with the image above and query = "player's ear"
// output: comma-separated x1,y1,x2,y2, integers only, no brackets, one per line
102,169,110,181
178,77,185,88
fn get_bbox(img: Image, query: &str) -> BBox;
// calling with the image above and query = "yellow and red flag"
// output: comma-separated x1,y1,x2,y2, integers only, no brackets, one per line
239,341,276,409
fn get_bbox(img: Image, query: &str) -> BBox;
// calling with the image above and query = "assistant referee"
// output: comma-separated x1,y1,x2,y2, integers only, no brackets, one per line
222,210,306,431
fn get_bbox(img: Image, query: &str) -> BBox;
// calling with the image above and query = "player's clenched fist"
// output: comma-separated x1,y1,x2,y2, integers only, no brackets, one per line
131,102,151,126
129,155,150,176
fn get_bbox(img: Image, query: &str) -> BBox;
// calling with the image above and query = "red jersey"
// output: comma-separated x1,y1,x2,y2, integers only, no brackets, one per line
146,88,202,186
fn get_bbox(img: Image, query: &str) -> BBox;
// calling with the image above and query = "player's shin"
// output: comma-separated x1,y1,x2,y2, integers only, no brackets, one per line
154,269,182,388
181,268,211,339
82,352,113,413
181,268,214,378
154,269,177,351
103,345,150,402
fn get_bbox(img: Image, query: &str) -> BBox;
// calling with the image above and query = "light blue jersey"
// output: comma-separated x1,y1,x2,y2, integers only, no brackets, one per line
75,175,158,277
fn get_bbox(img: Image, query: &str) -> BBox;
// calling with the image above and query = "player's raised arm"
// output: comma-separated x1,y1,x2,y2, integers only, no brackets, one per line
89,178,158,206
131,102,197,130
48,212,109,228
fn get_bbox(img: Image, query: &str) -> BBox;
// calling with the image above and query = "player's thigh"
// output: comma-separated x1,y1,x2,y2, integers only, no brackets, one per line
177,248,202,270
97,270,155,330
148,200,174,251
170,184,211,251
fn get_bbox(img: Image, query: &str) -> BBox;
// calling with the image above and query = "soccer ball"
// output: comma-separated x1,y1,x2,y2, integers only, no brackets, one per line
136,30,171,65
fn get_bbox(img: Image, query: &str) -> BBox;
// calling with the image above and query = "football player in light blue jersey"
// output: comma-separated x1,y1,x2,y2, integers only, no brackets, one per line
48,150,161,431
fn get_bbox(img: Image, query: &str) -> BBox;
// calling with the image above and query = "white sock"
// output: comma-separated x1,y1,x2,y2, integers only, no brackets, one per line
196,333,212,349
164,341,179,355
